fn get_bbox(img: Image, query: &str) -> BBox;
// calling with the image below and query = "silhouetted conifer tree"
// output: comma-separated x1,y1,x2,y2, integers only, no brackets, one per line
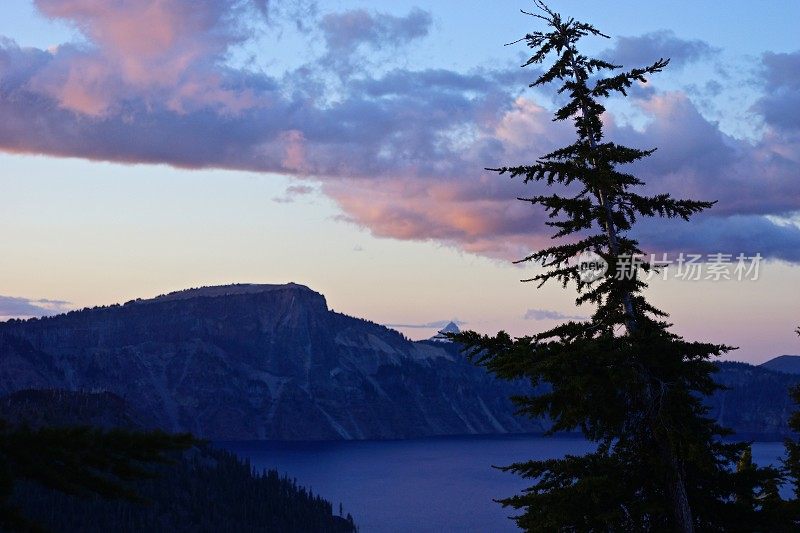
452,2,789,530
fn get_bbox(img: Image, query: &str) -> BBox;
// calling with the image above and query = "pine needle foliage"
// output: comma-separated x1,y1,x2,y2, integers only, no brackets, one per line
451,2,792,531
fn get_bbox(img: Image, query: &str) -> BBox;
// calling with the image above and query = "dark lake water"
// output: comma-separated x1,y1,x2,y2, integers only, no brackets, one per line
221,435,788,532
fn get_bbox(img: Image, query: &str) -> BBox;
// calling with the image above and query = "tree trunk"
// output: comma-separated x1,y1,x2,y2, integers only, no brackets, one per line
645,383,694,532
569,55,695,532
664,448,694,533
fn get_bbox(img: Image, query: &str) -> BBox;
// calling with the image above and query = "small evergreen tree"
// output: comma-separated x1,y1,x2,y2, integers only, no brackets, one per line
452,2,788,530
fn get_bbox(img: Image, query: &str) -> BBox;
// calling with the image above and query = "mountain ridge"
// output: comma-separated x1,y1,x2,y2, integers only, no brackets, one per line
0,283,541,440
1,283,798,440
760,355,800,375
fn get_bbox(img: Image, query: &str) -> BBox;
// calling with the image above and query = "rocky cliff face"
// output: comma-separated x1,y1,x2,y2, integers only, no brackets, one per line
707,361,800,438
0,284,541,440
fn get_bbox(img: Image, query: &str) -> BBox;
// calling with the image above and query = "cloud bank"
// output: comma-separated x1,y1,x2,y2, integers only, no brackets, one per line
0,295,71,318
524,309,588,321
601,30,717,70
385,319,466,329
0,1,798,261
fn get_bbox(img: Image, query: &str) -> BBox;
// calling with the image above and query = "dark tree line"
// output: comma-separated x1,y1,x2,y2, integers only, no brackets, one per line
0,422,195,531
0,389,356,532
10,445,356,533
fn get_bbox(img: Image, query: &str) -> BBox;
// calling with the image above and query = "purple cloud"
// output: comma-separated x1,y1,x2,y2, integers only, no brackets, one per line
319,7,432,77
755,51,800,133
0,1,798,263
321,7,431,51
601,31,718,69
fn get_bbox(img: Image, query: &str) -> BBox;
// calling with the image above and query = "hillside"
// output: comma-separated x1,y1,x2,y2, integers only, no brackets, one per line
11,446,356,533
761,355,800,375
707,362,800,438
0,284,541,440
0,389,356,532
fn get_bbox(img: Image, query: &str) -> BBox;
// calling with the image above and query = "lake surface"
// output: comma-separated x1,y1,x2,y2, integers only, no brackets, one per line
221,435,787,532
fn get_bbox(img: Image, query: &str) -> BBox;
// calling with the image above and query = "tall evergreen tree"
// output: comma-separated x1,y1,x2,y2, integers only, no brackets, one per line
452,2,788,530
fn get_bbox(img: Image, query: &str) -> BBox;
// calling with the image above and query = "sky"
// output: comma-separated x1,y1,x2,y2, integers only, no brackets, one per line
0,0,798,362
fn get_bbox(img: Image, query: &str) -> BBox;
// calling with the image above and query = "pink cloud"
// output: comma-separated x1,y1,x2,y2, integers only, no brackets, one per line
0,2,798,261
280,130,309,173
28,0,263,115
325,174,552,259
28,45,114,115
